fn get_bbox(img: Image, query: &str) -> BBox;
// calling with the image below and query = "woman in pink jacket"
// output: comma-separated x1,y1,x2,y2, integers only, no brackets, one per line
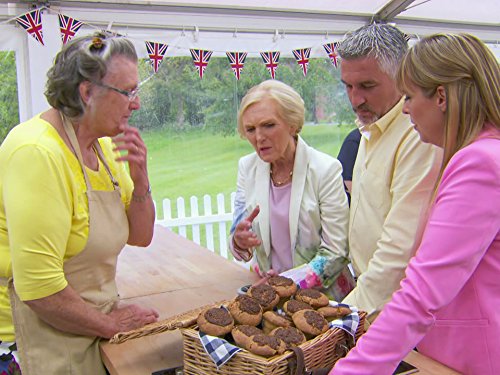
331,33,500,374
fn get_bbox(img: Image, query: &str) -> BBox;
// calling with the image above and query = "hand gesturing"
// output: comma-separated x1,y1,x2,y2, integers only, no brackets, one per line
232,206,261,261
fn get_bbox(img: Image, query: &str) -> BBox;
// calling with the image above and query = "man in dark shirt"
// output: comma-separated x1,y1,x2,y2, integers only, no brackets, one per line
337,128,361,204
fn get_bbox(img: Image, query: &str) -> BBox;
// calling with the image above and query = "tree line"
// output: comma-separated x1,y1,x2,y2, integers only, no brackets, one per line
132,56,355,134
0,51,20,144
0,52,355,144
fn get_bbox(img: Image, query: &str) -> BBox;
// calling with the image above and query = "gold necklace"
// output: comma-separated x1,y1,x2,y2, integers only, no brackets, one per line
270,168,293,186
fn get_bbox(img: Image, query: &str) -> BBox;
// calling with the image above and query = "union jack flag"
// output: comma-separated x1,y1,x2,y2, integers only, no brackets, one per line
323,42,340,68
260,51,280,79
58,14,83,45
190,49,213,79
226,51,247,80
292,47,311,77
146,41,169,73
16,9,44,46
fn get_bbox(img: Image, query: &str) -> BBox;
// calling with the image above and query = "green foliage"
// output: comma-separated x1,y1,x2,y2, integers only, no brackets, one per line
0,51,19,144
132,55,355,135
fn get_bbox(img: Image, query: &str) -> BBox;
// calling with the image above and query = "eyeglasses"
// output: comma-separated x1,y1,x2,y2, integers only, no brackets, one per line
93,82,140,101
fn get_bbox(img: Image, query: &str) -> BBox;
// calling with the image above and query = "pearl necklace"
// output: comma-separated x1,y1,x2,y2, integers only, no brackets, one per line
270,168,293,186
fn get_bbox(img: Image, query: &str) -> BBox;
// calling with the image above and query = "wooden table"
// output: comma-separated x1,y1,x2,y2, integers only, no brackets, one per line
100,225,459,375
101,225,260,375
404,351,460,375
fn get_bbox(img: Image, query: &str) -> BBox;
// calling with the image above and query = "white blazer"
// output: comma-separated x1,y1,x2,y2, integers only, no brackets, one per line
230,136,349,285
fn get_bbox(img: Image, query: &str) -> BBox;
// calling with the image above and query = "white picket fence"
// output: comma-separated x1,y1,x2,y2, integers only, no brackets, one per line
155,192,236,259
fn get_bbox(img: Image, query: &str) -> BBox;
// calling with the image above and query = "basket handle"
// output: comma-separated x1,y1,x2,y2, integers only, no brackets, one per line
290,347,331,375
290,346,305,375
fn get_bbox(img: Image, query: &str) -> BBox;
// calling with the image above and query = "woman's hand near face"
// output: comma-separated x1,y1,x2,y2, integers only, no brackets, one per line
112,125,149,193
232,206,262,261
113,124,155,247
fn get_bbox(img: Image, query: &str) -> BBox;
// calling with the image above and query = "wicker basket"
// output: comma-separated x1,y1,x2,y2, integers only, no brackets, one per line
182,312,366,375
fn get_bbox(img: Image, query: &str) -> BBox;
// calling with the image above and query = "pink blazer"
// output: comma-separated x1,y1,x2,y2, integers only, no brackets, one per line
332,127,500,375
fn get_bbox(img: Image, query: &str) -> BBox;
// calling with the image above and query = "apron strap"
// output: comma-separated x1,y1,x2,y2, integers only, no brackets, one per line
60,113,119,191
93,141,120,190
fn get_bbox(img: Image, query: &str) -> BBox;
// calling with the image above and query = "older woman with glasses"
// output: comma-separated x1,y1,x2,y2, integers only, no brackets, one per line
0,32,158,374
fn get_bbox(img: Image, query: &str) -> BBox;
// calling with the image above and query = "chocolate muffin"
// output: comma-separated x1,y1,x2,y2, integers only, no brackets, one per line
267,276,297,298
294,288,330,308
231,325,263,350
247,333,286,357
197,307,234,337
317,305,352,321
247,284,280,311
283,299,314,317
292,309,329,338
270,326,306,349
262,310,293,334
228,295,263,326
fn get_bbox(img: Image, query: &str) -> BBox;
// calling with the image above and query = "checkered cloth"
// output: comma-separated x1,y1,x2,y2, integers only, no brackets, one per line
327,301,360,341
199,331,241,368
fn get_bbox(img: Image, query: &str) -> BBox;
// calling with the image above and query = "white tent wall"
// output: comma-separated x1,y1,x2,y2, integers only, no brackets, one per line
27,13,61,116
0,0,499,121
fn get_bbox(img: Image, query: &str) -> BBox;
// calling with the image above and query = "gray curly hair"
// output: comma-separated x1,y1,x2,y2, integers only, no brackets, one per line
336,23,408,79
45,32,137,119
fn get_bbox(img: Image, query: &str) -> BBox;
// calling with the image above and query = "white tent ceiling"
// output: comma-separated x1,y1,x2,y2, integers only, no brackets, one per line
2,0,500,41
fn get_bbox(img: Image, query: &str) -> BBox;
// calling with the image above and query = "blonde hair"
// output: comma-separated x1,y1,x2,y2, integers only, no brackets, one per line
397,33,500,190
237,80,305,138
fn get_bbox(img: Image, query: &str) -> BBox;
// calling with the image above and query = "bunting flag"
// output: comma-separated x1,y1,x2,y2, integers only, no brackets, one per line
292,47,311,77
146,41,169,73
16,9,44,46
323,42,340,68
260,51,280,79
58,14,83,44
226,51,248,80
190,49,213,79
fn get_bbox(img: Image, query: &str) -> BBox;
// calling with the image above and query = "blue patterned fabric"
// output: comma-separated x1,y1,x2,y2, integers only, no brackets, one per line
199,331,242,369
328,301,360,340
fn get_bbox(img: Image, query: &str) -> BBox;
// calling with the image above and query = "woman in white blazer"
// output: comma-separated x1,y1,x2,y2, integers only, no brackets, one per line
229,80,350,294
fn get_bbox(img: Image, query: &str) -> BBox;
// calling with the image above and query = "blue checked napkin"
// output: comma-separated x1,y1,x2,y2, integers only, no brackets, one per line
327,301,360,342
198,331,241,368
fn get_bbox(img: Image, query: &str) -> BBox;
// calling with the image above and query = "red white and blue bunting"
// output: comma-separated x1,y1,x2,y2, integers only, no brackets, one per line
58,14,83,44
226,51,248,80
190,49,213,79
10,7,387,81
323,42,340,68
145,41,169,73
260,51,280,79
292,47,311,77
16,9,44,46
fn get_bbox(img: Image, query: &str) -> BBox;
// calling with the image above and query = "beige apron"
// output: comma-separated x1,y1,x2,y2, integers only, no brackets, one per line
7,116,129,374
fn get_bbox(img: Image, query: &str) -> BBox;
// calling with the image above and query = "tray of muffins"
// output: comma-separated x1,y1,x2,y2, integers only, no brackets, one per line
181,276,366,375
